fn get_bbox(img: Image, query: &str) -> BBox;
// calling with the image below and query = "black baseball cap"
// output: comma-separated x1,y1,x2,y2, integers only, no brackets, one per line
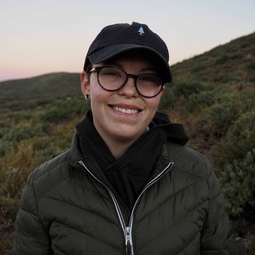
83,22,172,84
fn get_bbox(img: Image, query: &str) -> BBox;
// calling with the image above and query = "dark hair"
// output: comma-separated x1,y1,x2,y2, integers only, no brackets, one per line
84,61,92,73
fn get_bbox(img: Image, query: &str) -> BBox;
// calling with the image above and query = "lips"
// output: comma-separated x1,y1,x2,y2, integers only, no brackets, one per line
113,106,139,114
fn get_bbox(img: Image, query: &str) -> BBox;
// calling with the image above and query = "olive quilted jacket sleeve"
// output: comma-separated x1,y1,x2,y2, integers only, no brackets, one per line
12,175,53,255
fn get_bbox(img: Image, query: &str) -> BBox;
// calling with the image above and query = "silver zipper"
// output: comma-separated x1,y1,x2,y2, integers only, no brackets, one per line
125,226,132,255
78,160,174,255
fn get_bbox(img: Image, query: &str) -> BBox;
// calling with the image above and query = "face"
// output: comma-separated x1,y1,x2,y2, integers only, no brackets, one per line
81,52,165,146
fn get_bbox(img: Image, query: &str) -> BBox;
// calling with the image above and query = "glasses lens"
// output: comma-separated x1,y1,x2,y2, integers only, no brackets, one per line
98,67,125,91
137,74,162,97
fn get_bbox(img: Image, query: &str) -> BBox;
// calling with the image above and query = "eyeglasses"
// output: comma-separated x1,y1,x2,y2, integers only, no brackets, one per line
90,66,163,98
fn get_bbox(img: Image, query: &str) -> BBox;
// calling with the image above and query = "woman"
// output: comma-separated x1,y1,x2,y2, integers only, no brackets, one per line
13,22,237,254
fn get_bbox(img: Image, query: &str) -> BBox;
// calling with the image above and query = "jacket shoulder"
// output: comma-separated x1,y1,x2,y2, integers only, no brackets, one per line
165,141,213,179
26,149,75,198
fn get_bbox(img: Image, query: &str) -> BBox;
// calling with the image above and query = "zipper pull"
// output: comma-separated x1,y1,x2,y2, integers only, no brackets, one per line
125,227,133,255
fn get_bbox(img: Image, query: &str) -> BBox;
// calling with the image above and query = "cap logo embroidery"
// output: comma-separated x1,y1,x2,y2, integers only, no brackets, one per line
138,27,145,36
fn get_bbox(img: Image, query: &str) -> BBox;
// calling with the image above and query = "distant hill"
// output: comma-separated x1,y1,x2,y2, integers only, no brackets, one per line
0,72,80,100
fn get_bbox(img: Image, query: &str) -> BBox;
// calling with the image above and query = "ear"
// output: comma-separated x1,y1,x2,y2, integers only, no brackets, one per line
160,85,165,95
80,71,90,97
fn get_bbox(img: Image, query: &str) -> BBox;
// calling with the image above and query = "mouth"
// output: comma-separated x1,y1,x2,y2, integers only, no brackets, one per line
112,106,140,115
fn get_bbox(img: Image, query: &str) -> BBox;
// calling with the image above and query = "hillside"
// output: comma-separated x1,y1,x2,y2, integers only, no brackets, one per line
0,72,80,99
1,31,255,254
172,31,255,84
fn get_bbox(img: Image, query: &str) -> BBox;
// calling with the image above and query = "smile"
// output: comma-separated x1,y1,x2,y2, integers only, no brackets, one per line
113,106,139,114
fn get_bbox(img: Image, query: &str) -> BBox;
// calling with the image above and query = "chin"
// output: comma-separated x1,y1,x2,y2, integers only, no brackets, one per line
113,128,145,142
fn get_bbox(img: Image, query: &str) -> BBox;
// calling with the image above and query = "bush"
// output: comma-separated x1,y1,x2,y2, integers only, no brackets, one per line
213,111,255,218
0,140,35,199
213,73,231,83
215,54,230,65
219,150,255,217
41,98,88,123
32,136,65,160
12,111,33,122
159,85,175,110
190,63,205,73
0,196,19,255
193,101,240,139
171,79,212,100
4,123,44,143
213,110,255,168
0,195,20,226
0,140,13,156
0,127,10,138
160,79,215,114
193,89,255,139
186,90,217,113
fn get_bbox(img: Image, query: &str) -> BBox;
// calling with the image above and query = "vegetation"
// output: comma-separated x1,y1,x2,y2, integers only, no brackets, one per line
1,31,255,254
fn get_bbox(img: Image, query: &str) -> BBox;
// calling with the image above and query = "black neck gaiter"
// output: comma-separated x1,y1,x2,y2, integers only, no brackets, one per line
76,110,168,210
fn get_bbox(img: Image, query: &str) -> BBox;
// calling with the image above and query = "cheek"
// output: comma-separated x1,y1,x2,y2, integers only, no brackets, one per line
144,98,161,122
146,97,161,111
91,89,107,103
90,85,112,110
89,82,102,102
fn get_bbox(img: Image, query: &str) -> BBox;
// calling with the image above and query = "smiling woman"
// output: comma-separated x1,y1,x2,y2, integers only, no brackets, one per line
12,21,237,255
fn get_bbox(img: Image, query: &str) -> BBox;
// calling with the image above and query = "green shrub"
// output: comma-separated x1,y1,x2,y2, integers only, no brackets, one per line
246,60,255,71
219,150,255,217
193,101,240,138
159,85,175,110
0,144,34,199
231,90,255,111
32,136,65,159
3,123,44,143
0,140,13,156
246,70,255,83
213,110,255,168
41,98,88,123
12,111,33,122
190,63,205,73
171,79,212,100
193,90,255,138
215,54,230,65
213,73,231,83
213,111,255,218
0,127,10,138
0,195,19,225
186,90,217,112
0,195,17,255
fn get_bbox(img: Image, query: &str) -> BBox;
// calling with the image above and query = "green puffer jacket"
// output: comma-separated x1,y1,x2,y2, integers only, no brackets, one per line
13,135,237,255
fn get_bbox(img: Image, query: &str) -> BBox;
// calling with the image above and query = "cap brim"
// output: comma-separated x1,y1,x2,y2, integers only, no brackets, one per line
88,44,172,84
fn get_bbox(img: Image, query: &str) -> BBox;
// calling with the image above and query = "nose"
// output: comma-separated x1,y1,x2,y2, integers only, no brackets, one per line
118,76,139,97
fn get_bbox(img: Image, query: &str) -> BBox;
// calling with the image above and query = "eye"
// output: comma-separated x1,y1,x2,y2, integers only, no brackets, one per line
101,67,122,77
139,75,161,85
141,76,154,81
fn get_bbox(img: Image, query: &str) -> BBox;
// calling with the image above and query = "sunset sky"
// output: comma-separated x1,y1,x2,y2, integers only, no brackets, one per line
1,0,255,81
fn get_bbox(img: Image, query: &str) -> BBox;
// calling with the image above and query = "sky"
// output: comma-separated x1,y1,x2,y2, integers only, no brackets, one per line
0,0,255,82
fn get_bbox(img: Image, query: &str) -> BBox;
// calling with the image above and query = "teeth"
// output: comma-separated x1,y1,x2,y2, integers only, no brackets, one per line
113,107,139,114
